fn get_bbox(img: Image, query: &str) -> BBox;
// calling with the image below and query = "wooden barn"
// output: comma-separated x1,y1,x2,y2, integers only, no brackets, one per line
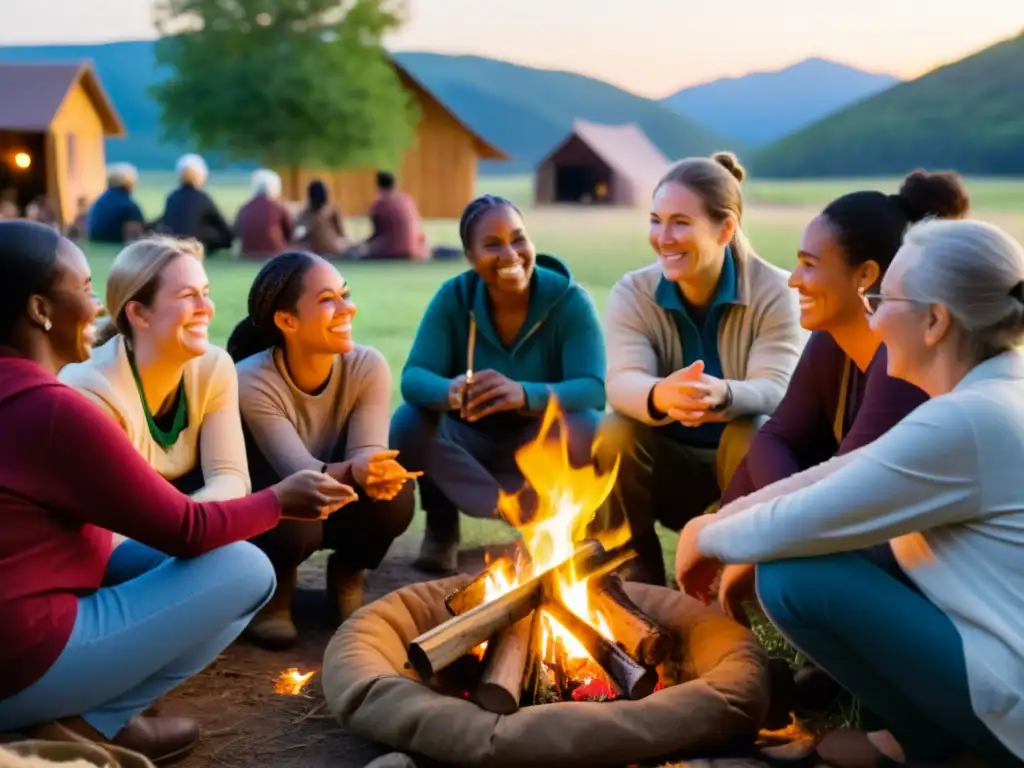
278,60,507,220
0,61,125,226
534,121,671,207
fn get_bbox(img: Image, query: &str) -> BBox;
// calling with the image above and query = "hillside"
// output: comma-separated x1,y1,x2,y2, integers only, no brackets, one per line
0,41,728,173
753,32,1024,177
662,57,898,147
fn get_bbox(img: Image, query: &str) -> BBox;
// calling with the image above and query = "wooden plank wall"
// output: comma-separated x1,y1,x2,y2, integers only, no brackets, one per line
49,80,108,225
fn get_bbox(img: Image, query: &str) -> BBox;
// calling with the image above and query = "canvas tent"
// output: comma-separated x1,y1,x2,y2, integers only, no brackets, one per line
533,120,671,207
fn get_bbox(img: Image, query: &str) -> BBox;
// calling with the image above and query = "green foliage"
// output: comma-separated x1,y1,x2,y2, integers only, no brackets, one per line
150,0,418,169
753,31,1024,177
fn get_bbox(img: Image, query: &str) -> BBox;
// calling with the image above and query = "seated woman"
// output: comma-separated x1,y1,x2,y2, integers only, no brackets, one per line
716,170,969,625
0,221,354,764
596,152,803,586
60,236,248,502
235,169,292,260
227,252,416,650
390,195,607,575
292,180,349,258
676,218,1024,767
155,155,233,255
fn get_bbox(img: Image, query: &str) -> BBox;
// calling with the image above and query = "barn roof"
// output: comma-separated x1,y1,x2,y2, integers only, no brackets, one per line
391,60,508,161
540,120,671,191
0,61,125,136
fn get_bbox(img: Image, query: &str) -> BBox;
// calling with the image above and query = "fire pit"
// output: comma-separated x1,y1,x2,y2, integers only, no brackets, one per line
321,403,770,766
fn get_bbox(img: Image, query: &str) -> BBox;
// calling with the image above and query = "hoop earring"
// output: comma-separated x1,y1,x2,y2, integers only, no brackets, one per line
43,319,52,332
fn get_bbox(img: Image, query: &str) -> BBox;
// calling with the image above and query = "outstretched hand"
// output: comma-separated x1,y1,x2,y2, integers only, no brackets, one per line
351,450,422,501
674,514,723,603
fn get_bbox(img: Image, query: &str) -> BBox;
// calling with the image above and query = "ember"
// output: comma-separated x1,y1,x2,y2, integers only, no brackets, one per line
274,667,316,695
407,399,674,713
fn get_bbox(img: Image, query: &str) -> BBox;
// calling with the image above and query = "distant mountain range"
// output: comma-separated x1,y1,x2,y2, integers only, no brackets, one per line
754,30,1024,177
662,57,899,147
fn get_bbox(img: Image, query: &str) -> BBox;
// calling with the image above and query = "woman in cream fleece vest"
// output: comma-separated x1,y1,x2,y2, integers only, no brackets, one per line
595,152,803,585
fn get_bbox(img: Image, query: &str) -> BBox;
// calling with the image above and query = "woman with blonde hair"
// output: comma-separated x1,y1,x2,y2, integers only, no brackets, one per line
676,218,1024,766
594,152,803,585
60,236,248,502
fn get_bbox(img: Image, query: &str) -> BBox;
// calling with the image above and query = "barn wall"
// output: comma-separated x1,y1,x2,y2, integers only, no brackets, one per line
533,135,618,206
279,80,479,220
49,80,107,225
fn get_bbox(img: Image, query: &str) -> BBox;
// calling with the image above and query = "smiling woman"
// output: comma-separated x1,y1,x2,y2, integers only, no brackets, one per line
60,236,251,503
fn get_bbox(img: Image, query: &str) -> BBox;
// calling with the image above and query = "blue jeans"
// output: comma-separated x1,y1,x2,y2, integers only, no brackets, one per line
0,540,275,739
757,551,1020,766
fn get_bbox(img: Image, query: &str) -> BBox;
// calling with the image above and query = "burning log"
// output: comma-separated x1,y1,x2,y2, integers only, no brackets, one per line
408,577,542,681
473,610,538,714
542,594,658,701
590,574,673,666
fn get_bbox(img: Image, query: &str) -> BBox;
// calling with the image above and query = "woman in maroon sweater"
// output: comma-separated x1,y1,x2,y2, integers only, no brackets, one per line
708,170,969,708
0,221,356,765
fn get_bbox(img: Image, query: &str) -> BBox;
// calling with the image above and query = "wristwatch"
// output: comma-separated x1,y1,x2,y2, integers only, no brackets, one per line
708,382,733,413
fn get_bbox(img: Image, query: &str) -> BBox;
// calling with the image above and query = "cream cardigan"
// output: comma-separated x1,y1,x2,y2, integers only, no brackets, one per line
59,336,250,501
604,250,804,424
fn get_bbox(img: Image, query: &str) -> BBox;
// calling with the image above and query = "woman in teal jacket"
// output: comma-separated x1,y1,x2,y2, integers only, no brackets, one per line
390,195,606,573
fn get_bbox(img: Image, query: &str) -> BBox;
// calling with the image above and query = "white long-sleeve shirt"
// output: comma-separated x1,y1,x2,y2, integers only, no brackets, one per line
701,350,1024,759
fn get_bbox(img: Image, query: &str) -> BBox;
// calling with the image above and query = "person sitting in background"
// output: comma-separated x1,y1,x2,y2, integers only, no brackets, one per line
391,195,606,574
66,195,91,242
228,252,416,649
0,189,17,220
87,163,145,244
676,218,1024,768
291,180,349,258
60,237,249,502
716,169,969,710
594,152,802,586
155,154,233,254
235,169,292,260
25,196,60,231
354,171,428,261
0,220,355,765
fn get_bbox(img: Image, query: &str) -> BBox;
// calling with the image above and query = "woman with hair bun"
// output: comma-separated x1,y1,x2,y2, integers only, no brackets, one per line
714,170,969,618
595,152,803,586
60,236,249,502
228,252,415,650
677,217,1024,766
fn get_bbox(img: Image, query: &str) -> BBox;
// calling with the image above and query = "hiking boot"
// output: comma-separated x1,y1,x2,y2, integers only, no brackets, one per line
31,714,199,766
245,569,297,650
413,531,458,575
327,554,365,623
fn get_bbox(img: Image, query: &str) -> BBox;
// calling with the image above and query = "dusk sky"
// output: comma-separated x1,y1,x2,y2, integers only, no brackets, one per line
0,0,1021,97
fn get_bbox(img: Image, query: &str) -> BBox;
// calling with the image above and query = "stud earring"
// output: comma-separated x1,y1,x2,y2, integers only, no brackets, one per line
43,320,52,332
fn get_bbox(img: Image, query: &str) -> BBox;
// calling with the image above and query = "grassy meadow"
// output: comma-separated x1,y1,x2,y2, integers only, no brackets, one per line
81,172,1024,570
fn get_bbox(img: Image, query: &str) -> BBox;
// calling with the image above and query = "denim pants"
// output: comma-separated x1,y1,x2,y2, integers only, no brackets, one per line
0,540,275,739
756,551,1020,766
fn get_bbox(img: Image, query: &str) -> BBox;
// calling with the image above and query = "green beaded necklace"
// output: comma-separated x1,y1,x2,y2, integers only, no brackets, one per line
127,344,189,448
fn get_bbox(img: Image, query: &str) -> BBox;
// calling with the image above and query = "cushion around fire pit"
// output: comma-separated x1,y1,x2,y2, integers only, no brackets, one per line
321,576,770,768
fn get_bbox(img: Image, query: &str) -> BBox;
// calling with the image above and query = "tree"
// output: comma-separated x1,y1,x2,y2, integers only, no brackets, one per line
151,0,418,171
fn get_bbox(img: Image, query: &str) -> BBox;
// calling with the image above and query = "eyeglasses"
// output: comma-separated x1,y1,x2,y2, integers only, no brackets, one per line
860,292,925,316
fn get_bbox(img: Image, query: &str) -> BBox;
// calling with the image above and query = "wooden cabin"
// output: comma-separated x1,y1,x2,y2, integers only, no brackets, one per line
0,61,125,226
278,61,507,219
534,121,670,207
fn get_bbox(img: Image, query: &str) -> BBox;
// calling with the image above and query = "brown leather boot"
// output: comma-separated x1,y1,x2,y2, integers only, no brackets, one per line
327,554,365,623
244,568,298,650
30,714,199,766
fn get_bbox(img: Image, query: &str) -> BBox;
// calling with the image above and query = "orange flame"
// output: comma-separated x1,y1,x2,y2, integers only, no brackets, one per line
274,667,316,695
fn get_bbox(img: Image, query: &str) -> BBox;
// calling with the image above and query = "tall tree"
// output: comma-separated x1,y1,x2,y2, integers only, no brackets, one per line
151,0,418,171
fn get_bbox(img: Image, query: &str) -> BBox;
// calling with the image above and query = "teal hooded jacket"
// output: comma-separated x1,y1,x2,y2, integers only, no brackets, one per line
400,254,606,422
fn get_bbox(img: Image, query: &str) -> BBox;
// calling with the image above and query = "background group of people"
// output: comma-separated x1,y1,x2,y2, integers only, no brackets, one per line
0,150,1022,768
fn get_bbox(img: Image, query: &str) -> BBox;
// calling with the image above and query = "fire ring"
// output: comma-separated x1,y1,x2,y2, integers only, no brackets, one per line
321,575,770,767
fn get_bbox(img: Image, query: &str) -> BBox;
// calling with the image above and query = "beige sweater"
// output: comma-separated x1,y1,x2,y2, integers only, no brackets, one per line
605,251,803,425
59,336,250,501
235,345,391,478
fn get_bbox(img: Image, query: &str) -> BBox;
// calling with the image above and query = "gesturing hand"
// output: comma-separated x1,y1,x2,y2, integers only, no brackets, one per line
462,369,526,422
351,449,422,502
273,469,359,521
675,514,723,603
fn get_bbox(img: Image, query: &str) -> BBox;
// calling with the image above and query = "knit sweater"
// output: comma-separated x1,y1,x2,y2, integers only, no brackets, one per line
59,336,250,501
0,348,281,701
701,350,1024,758
604,251,803,425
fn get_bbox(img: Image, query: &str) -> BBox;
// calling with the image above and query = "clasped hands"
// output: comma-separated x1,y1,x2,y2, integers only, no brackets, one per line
447,369,526,422
651,360,729,427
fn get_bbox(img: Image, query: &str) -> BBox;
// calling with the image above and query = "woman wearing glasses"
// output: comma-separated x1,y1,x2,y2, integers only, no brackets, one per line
676,217,1024,766
711,171,969,704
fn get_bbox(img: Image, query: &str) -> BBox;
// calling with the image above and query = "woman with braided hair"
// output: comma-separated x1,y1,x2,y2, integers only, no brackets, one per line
390,195,607,574
228,251,415,650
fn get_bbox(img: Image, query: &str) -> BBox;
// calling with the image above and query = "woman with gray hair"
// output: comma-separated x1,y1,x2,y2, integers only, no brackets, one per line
154,154,233,254
235,168,293,259
676,218,1024,765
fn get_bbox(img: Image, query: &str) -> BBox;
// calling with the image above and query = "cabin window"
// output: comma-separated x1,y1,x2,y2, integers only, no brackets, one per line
66,133,77,183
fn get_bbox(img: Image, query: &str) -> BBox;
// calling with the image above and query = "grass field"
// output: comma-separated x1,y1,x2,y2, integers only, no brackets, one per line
82,173,1024,572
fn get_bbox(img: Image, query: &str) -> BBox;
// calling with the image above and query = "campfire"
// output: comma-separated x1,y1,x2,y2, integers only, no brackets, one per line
406,400,674,714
